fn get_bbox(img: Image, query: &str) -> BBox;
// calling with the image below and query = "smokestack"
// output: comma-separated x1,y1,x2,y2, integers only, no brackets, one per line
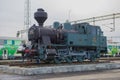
34,8,48,27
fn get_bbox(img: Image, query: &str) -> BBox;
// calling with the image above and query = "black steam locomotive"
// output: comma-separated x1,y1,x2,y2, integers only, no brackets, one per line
27,8,107,63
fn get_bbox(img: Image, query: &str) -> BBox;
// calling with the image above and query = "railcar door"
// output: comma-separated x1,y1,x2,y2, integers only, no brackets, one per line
2,49,8,59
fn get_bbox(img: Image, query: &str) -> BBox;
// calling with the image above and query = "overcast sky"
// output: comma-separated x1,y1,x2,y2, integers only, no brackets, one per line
0,0,120,38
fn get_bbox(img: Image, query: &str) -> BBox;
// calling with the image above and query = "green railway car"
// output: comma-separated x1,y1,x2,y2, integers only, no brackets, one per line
107,44,120,56
0,37,23,59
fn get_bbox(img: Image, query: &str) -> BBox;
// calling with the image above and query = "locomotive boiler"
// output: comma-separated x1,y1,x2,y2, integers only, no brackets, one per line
28,8,107,63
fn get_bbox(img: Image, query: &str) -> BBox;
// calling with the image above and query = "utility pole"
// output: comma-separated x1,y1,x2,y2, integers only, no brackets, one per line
24,0,31,33
17,0,31,39
24,0,31,39
113,14,115,31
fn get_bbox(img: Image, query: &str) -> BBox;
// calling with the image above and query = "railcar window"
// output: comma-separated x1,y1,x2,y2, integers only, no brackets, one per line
12,40,15,45
4,40,7,44
0,39,4,45
97,28,100,35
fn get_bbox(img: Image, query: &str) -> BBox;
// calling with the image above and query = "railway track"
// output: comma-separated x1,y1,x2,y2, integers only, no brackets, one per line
100,57,120,60
4,61,109,67
0,60,109,68
0,57,120,67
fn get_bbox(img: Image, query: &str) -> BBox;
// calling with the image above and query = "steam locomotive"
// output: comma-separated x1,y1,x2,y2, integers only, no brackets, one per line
27,8,107,63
